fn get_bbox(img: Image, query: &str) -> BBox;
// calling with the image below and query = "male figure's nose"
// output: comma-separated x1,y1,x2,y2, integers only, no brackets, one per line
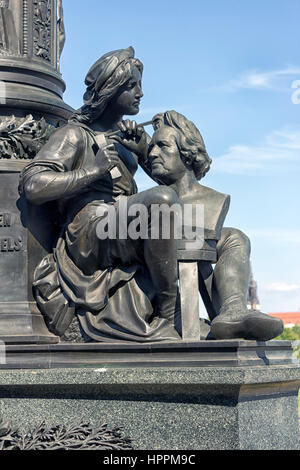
149,146,159,159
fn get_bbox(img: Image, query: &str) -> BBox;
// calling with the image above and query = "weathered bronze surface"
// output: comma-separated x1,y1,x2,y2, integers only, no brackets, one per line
0,2,283,345
20,47,183,343
147,111,284,341
19,48,283,343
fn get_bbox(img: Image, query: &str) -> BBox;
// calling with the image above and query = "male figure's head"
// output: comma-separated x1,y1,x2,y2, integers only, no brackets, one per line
149,110,212,185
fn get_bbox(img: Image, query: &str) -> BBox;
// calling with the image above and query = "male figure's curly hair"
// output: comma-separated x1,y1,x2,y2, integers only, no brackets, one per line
153,110,212,180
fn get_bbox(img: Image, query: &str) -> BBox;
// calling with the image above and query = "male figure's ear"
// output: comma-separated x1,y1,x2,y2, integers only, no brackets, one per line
182,151,193,167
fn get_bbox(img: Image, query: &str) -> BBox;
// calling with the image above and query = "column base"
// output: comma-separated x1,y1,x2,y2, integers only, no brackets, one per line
0,302,59,344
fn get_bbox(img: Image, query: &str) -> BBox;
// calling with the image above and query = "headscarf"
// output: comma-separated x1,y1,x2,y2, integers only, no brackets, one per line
83,46,135,106
70,46,142,124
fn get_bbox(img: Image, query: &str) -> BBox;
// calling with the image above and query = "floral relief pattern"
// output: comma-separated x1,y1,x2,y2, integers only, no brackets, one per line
0,115,54,159
0,417,134,450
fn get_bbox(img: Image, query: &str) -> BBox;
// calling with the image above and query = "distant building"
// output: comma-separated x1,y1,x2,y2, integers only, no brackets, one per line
246,266,300,328
247,268,260,311
268,312,300,328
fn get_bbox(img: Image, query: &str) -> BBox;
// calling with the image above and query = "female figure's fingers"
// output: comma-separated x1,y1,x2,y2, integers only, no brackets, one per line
124,119,132,135
117,121,127,133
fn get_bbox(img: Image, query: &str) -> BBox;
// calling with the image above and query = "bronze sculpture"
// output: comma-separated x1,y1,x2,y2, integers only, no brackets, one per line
146,111,284,341
20,47,283,343
57,0,65,59
20,47,182,342
0,0,298,451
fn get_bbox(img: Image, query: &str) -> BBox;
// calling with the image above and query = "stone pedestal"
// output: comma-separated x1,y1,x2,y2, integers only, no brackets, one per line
0,341,299,450
0,167,58,343
0,363,299,450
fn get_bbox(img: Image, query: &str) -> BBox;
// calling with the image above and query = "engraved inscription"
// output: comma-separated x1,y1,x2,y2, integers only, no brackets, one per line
0,236,22,252
0,212,11,227
0,211,23,252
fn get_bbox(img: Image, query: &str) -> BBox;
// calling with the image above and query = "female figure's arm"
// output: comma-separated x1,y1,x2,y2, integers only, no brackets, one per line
22,125,120,205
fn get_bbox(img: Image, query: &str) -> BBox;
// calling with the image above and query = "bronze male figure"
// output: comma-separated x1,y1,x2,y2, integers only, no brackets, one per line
143,110,283,341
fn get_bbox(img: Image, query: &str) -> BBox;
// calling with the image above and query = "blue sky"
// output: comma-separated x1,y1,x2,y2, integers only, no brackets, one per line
61,0,300,313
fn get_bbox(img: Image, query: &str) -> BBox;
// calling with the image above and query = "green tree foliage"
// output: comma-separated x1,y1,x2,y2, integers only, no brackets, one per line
276,325,300,341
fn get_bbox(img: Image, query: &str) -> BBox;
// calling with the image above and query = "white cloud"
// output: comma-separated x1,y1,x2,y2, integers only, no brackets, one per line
265,128,300,150
266,282,300,293
213,126,300,175
258,282,300,312
246,228,300,245
220,66,300,92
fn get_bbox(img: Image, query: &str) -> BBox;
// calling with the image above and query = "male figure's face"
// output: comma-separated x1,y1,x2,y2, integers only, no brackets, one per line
149,126,187,184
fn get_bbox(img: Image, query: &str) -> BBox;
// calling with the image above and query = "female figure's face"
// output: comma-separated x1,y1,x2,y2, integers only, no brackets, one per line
109,66,143,116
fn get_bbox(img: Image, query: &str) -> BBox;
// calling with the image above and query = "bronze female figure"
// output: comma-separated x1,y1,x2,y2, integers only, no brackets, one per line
20,47,181,343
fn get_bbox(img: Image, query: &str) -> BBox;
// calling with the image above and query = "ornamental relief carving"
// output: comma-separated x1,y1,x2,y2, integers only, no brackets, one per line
0,1,64,65
0,417,133,450
33,0,52,62
0,115,54,160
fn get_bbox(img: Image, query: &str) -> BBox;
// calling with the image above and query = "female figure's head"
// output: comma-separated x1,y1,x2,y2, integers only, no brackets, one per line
71,47,143,124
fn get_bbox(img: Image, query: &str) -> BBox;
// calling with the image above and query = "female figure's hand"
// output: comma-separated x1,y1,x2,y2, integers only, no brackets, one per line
92,141,120,178
111,120,149,163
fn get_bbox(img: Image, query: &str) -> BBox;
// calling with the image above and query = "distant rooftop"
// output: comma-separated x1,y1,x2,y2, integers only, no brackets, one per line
269,312,300,326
